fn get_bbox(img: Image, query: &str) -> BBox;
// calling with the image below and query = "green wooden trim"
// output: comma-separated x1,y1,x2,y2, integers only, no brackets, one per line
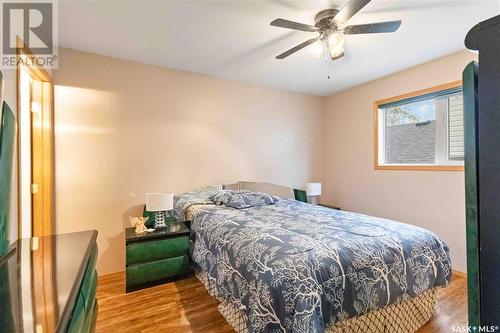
80,245,97,299
294,189,308,203
0,71,3,139
89,300,98,333
67,241,98,333
82,295,97,333
0,102,16,257
67,291,86,333
0,259,15,331
82,270,97,311
463,61,480,327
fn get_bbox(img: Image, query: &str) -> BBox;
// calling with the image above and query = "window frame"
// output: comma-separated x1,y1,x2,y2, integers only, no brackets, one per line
374,81,464,172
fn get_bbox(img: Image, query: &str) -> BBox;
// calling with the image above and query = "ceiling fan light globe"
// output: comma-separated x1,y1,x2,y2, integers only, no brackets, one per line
308,40,324,58
330,48,344,59
327,32,345,58
328,32,344,48
329,44,344,58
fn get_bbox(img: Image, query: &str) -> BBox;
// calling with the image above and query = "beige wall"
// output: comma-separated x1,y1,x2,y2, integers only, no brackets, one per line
53,48,324,275
53,48,474,275
322,50,476,273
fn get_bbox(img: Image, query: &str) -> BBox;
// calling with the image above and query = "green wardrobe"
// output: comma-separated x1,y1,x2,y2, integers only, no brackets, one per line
0,71,15,257
463,15,500,327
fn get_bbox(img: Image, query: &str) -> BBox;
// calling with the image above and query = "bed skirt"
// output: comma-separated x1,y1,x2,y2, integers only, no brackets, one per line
326,288,436,333
196,270,437,333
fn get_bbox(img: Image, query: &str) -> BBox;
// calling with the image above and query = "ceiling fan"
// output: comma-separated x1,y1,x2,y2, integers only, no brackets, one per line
270,0,401,60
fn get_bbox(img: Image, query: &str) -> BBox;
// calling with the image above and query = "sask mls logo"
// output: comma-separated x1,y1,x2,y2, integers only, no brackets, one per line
1,0,58,69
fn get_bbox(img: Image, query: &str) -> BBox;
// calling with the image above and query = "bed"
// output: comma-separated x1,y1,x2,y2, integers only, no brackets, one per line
173,182,451,333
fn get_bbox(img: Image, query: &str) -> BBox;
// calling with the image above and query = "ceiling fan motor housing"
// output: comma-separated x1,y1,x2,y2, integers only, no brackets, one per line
315,9,340,30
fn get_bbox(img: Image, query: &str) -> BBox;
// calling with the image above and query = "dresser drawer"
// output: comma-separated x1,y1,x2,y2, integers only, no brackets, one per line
126,255,189,289
126,236,188,265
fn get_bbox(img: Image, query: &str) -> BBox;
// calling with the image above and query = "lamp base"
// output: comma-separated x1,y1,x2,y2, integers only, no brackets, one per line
308,196,319,205
154,211,167,228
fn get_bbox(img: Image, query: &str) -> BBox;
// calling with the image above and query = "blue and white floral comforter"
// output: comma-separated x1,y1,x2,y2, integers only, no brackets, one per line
174,191,451,333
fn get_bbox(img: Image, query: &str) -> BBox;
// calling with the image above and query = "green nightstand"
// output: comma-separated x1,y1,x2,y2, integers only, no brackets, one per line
125,222,190,292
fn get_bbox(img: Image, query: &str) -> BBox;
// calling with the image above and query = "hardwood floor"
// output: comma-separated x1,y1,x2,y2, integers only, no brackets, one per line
96,273,467,333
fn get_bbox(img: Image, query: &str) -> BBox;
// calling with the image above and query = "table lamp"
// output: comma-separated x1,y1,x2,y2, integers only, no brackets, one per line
146,192,174,228
306,183,322,205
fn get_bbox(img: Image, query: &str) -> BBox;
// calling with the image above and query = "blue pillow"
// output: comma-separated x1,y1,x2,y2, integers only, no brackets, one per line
225,192,278,209
209,190,244,205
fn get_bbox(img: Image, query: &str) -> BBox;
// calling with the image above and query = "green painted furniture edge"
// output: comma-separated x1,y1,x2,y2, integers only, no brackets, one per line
67,292,86,333
126,235,188,266
83,296,98,333
80,245,97,298
67,240,98,333
89,300,99,333
0,101,16,257
79,272,98,333
0,254,15,331
82,267,98,311
68,271,97,333
0,71,4,140
293,189,308,203
463,61,480,327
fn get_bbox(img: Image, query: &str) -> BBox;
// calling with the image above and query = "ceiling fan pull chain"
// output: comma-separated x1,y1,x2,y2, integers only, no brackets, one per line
322,52,333,80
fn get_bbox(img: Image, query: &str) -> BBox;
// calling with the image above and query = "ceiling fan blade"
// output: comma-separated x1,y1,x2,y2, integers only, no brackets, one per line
343,20,401,34
333,0,371,24
270,18,318,32
276,38,318,59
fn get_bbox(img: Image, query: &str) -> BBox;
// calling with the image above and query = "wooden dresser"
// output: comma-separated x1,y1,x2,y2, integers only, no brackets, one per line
0,230,98,332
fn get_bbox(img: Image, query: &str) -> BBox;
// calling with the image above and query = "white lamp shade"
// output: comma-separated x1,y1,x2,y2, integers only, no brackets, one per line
306,183,322,196
146,193,173,211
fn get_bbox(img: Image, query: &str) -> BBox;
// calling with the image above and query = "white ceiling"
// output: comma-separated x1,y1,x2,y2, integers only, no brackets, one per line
58,0,499,96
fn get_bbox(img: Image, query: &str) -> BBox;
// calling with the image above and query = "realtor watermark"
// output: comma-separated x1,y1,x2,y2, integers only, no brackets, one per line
452,325,500,333
0,0,58,69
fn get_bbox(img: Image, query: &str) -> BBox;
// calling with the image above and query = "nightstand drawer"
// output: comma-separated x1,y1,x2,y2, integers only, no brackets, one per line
126,235,188,265
126,255,189,289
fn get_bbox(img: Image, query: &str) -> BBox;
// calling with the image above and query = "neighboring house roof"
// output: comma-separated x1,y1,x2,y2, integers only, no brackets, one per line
385,120,435,164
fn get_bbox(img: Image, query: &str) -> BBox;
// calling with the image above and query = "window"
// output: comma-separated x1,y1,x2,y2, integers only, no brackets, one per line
374,82,464,171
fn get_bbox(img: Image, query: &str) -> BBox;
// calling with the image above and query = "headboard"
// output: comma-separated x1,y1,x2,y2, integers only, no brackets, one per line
195,181,295,199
